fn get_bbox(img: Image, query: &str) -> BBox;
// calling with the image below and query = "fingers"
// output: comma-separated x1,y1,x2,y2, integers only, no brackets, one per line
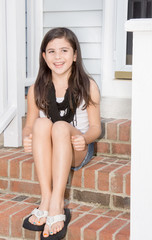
23,135,32,153
71,135,87,151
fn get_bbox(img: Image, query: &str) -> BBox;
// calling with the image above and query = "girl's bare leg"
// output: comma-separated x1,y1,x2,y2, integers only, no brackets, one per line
29,118,53,225
43,121,87,236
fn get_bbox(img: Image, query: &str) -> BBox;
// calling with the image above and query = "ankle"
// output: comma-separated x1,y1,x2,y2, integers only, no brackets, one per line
39,197,51,210
49,199,64,213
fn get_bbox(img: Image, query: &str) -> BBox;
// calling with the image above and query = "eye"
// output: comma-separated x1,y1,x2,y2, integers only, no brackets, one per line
62,49,68,53
48,50,54,54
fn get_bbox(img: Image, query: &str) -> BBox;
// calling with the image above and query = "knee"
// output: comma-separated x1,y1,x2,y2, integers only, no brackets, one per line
33,118,52,136
52,121,71,139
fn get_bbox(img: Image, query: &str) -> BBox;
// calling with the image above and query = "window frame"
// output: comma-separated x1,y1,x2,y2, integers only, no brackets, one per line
115,0,132,79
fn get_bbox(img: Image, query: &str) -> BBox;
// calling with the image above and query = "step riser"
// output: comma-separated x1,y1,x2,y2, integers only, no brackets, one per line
0,150,130,211
96,119,131,158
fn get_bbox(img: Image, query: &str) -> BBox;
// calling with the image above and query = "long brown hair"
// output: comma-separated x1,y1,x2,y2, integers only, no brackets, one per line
34,27,94,115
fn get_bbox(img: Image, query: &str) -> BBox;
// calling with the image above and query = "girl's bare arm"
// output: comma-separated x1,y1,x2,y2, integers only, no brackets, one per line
22,84,39,152
71,80,101,151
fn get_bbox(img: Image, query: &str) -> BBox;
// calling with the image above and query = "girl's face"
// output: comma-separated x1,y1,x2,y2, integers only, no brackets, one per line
43,37,77,79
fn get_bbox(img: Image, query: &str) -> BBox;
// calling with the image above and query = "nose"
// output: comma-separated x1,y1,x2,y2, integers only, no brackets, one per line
55,51,61,59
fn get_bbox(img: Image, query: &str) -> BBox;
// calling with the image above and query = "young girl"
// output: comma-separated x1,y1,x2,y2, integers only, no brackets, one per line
22,27,101,240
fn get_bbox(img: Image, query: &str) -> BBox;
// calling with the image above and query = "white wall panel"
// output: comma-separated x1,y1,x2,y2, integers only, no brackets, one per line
83,59,101,75
80,43,101,59
44,0,102,11
43,11,102,28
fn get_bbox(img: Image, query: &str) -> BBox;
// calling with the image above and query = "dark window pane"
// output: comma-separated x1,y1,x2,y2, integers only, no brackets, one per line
147,2,152,17
133,2,142,18
126,32,133,65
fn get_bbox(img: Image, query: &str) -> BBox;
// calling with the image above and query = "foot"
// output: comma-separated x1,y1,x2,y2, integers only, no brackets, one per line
29,202,49,226
43,206,64,237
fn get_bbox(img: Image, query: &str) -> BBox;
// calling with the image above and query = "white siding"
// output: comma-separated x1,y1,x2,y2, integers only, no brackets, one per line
43,0,103,87
43,0,102,11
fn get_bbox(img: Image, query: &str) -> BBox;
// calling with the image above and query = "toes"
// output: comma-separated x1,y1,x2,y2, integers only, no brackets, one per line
37,217,45,225
43,225,50,238
51,222,64,235
29,215,36,224
43,232,49,238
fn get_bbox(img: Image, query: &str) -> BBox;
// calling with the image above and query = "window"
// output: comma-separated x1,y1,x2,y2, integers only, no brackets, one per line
126,0,152,65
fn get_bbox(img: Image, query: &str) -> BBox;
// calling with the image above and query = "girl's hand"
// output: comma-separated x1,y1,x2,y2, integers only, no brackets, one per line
23,134,32,153
71,135,87,151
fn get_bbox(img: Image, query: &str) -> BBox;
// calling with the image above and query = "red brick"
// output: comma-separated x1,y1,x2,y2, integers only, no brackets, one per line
119,121,131,142
22,158,33,180
104,210,122,218
11,204,37,238
111,166,130,194
10,155,31,178
1,152,25,161
102,157,118,163
68,214,97,240
70,211,83,222
0,159,8,177
0,203,28,236
71,169,82,187
0,179,8,190
98,164,120,191
24,197,40,204
107,120,125,140
125,172,130,196
6,147,23,152
10,159,21,178
77,205,93,212
116,159,130,165
0,201,16,212
65,202,80,210
0,152,12,157
96,142,110,154
99,219,127,240
112,143,131,155
91,156,105,162
118,212,130,220
0,194,16,200
10,180,41,196
90,208,108,215
84,162,106,189
115,223,130,240
84,216,111,240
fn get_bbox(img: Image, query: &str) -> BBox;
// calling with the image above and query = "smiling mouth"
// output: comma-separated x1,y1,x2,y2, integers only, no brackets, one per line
54,62,64,68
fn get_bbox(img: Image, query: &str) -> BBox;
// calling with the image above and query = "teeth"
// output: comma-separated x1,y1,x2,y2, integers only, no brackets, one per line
54,62,64,66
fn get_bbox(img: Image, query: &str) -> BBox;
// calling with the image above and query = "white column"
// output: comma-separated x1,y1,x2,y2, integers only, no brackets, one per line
26,0,43,84
102,0,115,97
126,19,152,240
0,0,7,115
4,0,26,147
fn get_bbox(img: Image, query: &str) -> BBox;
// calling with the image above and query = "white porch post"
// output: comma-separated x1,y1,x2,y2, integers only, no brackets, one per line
4,0,25,147
102,0,115,96
0,0,7,115
126,19,152,240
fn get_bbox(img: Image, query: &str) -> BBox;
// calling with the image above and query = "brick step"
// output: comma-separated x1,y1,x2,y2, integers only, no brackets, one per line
0,193,130,240
95,119,131,158
0,147,130,211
